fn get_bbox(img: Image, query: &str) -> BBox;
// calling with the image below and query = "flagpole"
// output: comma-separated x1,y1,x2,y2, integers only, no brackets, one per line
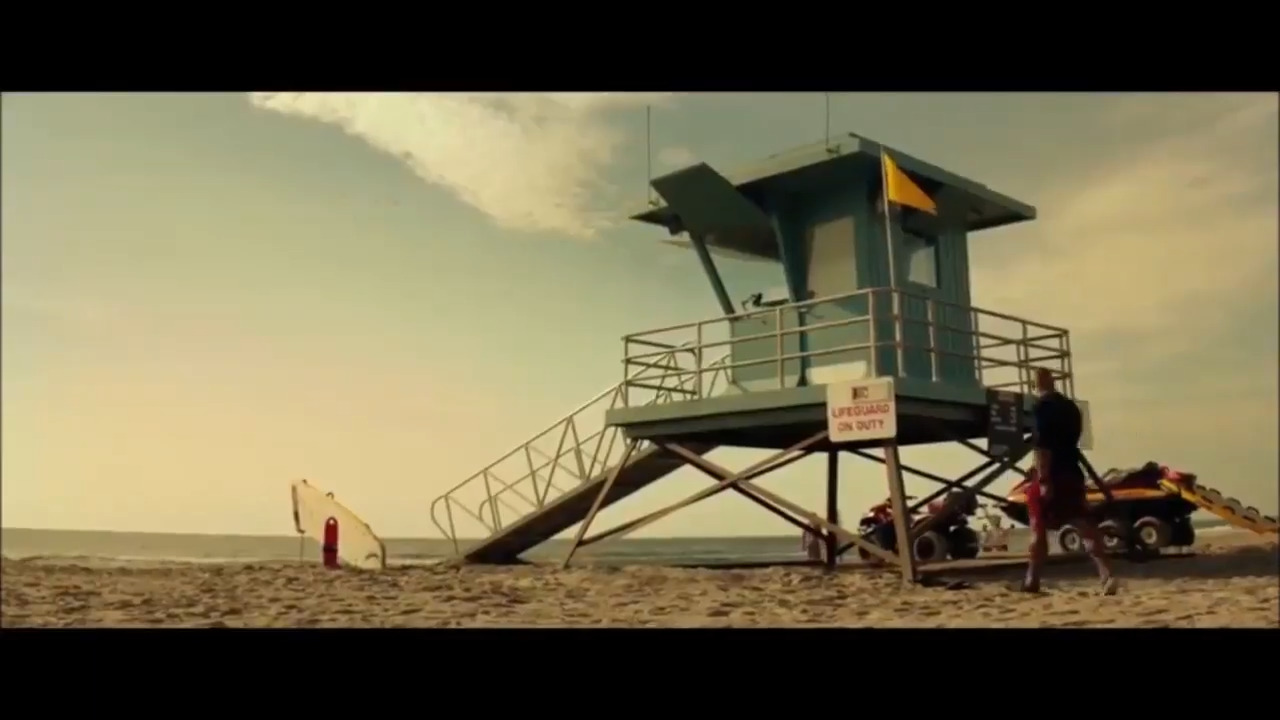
880,150,904,377
824,93,831,150
824,93,841,156
646,105,656,207
880,150,896,288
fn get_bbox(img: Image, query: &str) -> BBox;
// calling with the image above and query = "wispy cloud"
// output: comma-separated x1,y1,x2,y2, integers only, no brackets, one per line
657,145,698,168
967,94,1277,477
972,94,1277,352
247,92,675,239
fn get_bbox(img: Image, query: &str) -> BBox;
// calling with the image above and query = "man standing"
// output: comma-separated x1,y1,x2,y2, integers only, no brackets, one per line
1023,368,1118,595
803,528,823,561
802,510,842,564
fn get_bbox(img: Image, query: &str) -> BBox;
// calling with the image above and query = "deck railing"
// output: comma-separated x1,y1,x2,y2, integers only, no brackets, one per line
622,287,1073,405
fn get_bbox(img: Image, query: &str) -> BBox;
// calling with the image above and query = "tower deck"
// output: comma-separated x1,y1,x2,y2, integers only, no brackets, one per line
606,285,1081,449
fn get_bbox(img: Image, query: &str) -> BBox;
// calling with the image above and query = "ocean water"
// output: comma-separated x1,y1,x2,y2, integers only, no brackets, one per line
0,518,1234,568
0,528,824,566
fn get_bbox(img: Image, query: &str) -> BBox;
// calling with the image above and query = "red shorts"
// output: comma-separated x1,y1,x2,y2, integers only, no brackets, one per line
1027,478,1088,530
1027,481,1044,530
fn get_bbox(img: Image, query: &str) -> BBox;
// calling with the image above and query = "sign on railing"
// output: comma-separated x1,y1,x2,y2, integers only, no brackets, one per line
826,377,897,442
985,389,1026,458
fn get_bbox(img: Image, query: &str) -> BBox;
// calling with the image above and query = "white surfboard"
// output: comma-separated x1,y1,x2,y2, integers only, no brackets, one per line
290,479,387,570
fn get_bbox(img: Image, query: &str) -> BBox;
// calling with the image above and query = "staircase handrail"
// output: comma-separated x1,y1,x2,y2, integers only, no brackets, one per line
428,343,701,543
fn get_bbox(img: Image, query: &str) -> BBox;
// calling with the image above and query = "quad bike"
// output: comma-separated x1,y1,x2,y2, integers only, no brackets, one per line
855,491,982,564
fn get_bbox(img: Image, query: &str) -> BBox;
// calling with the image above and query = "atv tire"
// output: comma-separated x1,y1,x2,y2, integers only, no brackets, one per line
913,530,950,564
856,523,897,562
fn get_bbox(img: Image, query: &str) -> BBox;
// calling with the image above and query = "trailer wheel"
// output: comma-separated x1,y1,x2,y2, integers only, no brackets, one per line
1199,487,1224,504
1134,517,1173,550
1098,520,1126,552
948,526,980,559
913,530,950,564
1222,499,1244,516
1170,519,1195,547
1057,525,1084,554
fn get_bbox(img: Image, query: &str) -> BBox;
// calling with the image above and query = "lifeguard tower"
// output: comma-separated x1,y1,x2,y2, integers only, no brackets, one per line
429,132,1081,582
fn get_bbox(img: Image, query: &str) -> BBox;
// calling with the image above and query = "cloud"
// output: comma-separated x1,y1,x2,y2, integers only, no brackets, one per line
247,93,675,239
657,145,698,168
969,93,1277,353
965,94,1277,495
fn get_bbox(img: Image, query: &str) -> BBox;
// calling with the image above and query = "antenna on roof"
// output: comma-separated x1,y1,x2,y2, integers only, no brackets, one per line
646,105,658,207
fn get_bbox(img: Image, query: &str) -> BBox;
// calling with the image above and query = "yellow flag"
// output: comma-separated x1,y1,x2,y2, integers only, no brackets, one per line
882,152,937,216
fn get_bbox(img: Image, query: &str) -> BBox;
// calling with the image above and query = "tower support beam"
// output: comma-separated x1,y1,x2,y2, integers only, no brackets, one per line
663,439,905,570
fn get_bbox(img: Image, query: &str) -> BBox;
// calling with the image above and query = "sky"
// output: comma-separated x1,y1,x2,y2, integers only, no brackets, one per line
2,92,1276,539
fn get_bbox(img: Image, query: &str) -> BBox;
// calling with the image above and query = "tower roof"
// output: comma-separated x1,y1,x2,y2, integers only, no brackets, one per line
630,133,1036,261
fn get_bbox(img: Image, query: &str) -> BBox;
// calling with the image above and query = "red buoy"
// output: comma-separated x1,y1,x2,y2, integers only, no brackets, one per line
322,517,340,569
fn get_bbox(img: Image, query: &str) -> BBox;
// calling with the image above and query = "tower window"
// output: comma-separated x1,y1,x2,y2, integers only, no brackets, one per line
902,231,939,288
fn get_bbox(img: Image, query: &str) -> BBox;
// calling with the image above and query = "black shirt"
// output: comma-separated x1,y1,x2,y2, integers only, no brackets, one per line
1032,391,1083,479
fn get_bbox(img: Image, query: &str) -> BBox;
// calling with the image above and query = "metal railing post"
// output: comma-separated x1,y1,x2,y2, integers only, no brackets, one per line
868,291,879,377
892,290,904,378
444,501,459,555
1021,323,1030,394
926,298,939,382
1063,330,1075,398
482,472,500,530
775,305,784,389
970,308,980,384
622,338,631,406
695,322,705,399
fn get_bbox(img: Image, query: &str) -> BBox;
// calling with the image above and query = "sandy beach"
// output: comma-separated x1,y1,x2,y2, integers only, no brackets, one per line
3,530,1275,628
